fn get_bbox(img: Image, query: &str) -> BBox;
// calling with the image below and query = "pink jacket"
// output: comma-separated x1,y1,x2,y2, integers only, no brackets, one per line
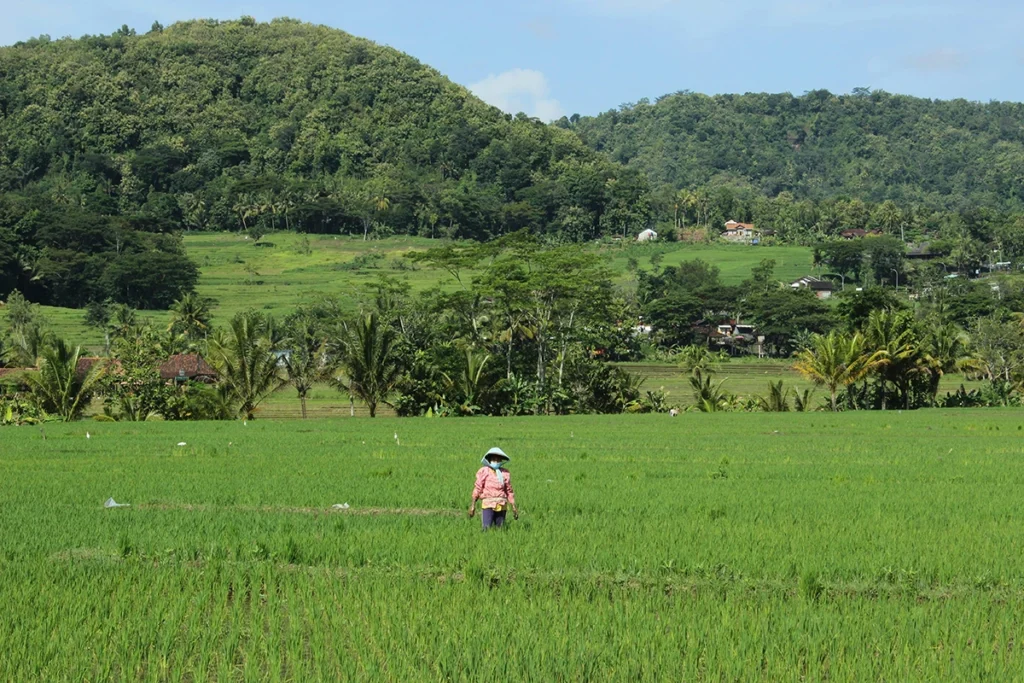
472,467,516,509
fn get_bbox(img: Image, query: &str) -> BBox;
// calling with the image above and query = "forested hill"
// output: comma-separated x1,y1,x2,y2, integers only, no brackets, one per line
0,18,650,308
567,90,1024,212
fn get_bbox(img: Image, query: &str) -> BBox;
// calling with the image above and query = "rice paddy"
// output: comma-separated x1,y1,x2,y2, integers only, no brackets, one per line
4,410,1024,679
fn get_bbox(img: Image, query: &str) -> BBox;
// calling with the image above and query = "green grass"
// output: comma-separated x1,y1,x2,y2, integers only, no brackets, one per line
4,411,1024,679
623,359,988,409
3,233,814,350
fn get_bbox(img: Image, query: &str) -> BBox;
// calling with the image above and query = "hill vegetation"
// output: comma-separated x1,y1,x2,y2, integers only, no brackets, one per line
0,18,651,308
567,90,1024,256
571,89,1024,210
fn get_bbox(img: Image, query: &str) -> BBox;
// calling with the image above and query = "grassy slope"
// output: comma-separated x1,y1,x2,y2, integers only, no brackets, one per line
4,412,1024,678
4,234,816,349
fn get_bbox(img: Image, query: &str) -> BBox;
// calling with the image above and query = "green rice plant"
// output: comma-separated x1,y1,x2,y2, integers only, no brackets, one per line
2,411,1024,678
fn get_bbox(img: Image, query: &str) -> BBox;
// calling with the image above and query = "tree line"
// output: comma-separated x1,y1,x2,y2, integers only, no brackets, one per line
569,89,1024,214
4,237,1024,423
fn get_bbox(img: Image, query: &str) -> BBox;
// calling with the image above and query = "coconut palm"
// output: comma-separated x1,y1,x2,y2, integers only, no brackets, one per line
677,344,721,373
755,380,791,412
208,313,287,420
4,323,51,368
168,293,214,342
793,331,877,412
865,310,920,410
792,388,815,412
336,312,402,418
26,339,106,421
866,310,942,409
927,321,971,373
285,345,329,419
689,368,732,412
443,348,492,415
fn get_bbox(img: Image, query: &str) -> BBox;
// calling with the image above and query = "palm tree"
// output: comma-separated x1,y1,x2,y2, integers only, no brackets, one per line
689,368,732,412
755,380,791,412
337,312,403,417
4,324,51,367
443,348,492,415
26,339,106,421
678,344,721,373
285,345,328,419
793,331,877,412
865,310,919,410
866,310,941,409
168,293,213,342
792,388,815,412
208,313,287,420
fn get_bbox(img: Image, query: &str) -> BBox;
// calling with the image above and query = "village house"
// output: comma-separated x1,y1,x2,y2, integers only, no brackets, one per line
158,354,218,384
790,276,836,299
721,220,760,244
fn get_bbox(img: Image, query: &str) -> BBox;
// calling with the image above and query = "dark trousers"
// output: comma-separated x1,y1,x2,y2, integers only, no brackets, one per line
482,508,506,530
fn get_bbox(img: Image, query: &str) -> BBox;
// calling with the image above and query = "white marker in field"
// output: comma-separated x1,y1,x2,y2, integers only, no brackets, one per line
394,432,400,446
177,442,187,447
86,432,91,439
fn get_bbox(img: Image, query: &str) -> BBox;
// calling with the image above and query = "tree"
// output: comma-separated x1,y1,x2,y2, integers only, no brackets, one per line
689,368,733,412
100,251,199,309
208,312,287,420
102,325,171,421
2,290,51,367
754,380,791,412
337,312,403,417
968,316,1024,384
793,331,877,411
26,338,106,421
864,309,936,409
745,288,833,356
284,346,327,419
442,348,492,415
168,293,214,342
835,287,905,331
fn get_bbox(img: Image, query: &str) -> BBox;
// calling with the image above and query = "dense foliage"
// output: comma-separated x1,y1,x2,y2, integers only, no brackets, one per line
0,18,652,308
566,91,1024,267
570,89,1024,212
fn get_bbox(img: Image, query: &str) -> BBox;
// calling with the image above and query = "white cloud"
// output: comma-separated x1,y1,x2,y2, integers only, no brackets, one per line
469,68,565,122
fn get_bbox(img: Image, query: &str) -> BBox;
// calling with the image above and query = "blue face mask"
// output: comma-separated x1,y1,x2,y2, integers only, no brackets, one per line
486,459,506,485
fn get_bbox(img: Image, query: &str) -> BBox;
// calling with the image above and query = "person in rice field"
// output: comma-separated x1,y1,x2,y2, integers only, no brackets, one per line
468,447,519,530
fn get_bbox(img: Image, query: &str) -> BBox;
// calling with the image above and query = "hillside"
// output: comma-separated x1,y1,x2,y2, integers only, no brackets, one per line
568,89,1024,214
0,18,651,308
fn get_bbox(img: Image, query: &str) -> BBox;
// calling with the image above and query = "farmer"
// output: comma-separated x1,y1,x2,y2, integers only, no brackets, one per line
468,447,519,529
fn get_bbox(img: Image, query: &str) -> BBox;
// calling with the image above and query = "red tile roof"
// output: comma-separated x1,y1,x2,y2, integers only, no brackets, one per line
159,354,217,381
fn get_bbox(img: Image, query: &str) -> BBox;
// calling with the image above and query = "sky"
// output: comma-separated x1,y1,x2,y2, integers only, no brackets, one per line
3,0,1024,121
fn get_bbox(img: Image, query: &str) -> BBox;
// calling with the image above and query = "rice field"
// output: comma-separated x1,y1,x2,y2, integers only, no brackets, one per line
4,410,1024,679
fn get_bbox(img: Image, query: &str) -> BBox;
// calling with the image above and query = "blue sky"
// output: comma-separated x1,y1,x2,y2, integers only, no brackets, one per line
4,0,1023,120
